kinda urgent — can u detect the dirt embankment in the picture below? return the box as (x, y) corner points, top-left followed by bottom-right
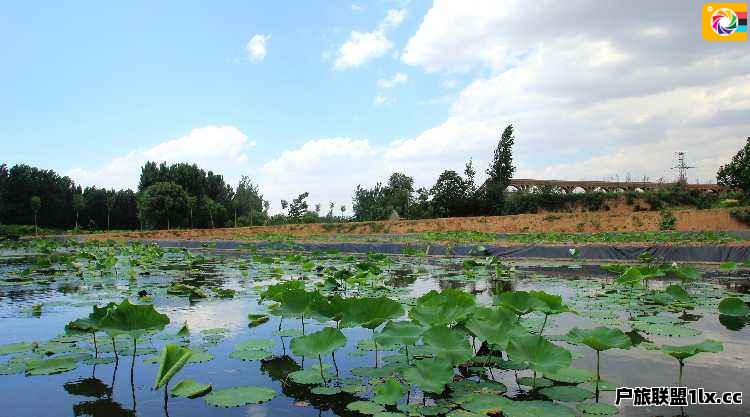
(83, 207), (748, 242)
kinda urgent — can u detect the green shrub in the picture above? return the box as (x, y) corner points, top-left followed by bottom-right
(659, 209), (677, 231)
(730, 207), (750, 226)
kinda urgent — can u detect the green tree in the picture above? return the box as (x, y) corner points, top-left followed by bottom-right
(430, 170), (471, 217)
(72, 191), (84, 230)
(484, 124), (516, 214)
(104, 189), (116, 231)
(233, 176), (265, 226)
(203, 196), (222, 228)
(717, 137), (750, 195)
(30, 196), (41, 234)
(0, 164), (7, 224)
(140, 182), (189, 230)
(288, 192), (309, 221)
(186, 195), (197, 228)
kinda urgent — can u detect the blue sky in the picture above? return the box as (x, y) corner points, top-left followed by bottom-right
(2, 1), (749, 212)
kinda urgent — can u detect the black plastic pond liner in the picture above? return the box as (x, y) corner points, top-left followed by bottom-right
(146, 239), (750, 263)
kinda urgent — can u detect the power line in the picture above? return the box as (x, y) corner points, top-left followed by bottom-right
(671, 152), (694, 184)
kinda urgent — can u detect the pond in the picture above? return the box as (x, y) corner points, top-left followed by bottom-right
(0, 240), (748, 417)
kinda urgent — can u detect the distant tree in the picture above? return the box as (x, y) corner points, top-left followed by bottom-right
(104, 189), (116, 231)
(186, 195), (197, 228)
(203, 197), (222, 228)
(327, 202), (334, 219)
(484, 124), (516, 214)
(140, 182), (189, 230)
(30, 196), (41, 234)
(340, 205), (346, 218)
(430, 170), (471, 218)
(71, 191), (84, 229)
(314, 203), (321, 216)
(0, 164), (7, 224)
(717, 137), (750, 195)
(288, 192), (309, 221)
(384, 173), (414, 217)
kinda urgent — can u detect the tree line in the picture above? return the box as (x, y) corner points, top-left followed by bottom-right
(2, 128), (748, 231)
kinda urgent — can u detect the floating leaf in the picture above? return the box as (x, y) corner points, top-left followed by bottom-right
(540, 386), (595, 402)
(229, 349), (272, 361)
(248, 314), (270, 327)
(576, 403), (618, 415)
(171, 379), (212, 398)
(0, 342), (33, 356)
(204, 386), (276, 407)
(310, 386), (342, 395)
(502, 401), (576, 417)
(235, 339), (274, 351)
(543, 367), (594, 383)
(25, 357), (78, 376)
(347, 401), (386, 415)
(718, 297), (749, 317)
(375, 321), (423, 347)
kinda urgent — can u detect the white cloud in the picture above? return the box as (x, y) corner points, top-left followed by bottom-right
(68, 126), (255, 190)
(373, 94), (390, 106)
(333, 9), (407, 70)
(259, 138), (378, 211)
(246, 34), (271, 62)
(377, 72), (408, 89)
(350, 4), (363, 12)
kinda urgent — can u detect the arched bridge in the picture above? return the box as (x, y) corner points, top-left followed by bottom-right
(506, 179), (724, 193)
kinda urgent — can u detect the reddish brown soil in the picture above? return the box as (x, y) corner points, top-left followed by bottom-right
(83, 207), (748, 242)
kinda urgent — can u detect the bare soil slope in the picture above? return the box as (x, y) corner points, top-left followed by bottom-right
(85, 207), (748, 242)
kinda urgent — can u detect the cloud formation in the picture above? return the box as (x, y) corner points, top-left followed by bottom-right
(246, 34), (271, 62)
(334, 8), (407, 70)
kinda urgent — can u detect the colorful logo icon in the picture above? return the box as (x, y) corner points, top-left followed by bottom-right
(702, 3), (747, 41)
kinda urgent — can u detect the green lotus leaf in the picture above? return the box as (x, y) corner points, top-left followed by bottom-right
(409, 289), (476, 327)
(247, 314), (270, 327)
(543, 366), (595, 383)
(25, 357), (78, 375)
(373, 378), (408, 405)
(289, 366), (335, 384)
(662, 339), (723, 361)
(576, 403), (618, 415)
(506, 334), (571, 374)
(615, 267), (642, 286)
(403, 357), (454, 394)
(374, 413), (407, 417)
(260, 280), (305, 302)
(529, 291), (572, 315)
(186, 349), (214, 363)
(718, 297), (749, 317)
(0, 342), (33, 356)
(290, 327), (346, 357)
(496, 291), (546, 316)
(517, 376), (553, 388)
(502, 401), (576, 417)
(421, 326), (473, 365)
(465, 307), (523, 348)
(671, 266), (701, 282)
(630, 321), (700, 337)
(171, 379), (212, 398)
(235, 339), (274, 351)
(664, 285), (691, 302)
(98, 299), (170, 337)
(374, 321), (424, 347)
(277, 288), (319, 317)
(65, 302), (116, 334)
(204, 386), (277, 407)
(566, 327), (632, 351)
(167, 283), (207, 299)
(154, 344), (193, 389)
(340, 296), (404, 329)
(461, 396), (512, 414)
(229, 349), (272, 361)
(176, 322), (190, 338)
(310, 386), (342, 395)
(347, 401), (386, 415)
(539, 386), (595, 402)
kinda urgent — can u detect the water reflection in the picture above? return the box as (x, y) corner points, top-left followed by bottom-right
(260, 356), (362, 417)
(65, 376), (135, 417)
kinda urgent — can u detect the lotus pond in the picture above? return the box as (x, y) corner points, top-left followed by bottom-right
(0, 240), (748, 417)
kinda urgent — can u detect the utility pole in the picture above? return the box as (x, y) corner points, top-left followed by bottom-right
(671, 152), (694, 185)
